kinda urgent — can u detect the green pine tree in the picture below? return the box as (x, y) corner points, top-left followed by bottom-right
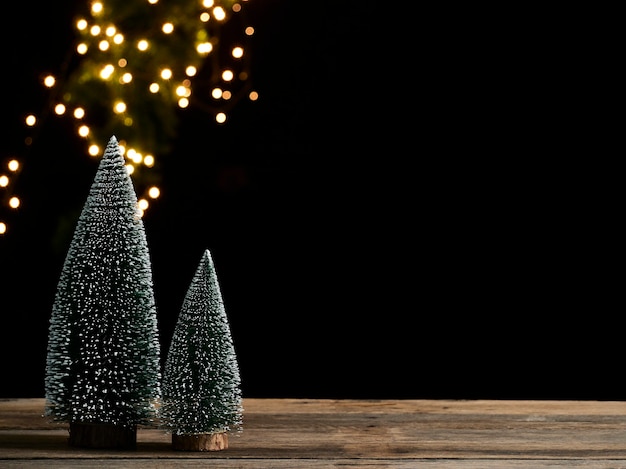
(44, 136), (161, 441)
(161, 249), (243, 442)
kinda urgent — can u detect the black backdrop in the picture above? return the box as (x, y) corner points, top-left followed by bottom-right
(0, 2), (617, 399)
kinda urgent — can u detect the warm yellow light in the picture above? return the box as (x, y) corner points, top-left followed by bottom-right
(6, 0), (255, 228)
(148, 0), (158, 4)
(127, 149), (142, 164)
(43, 75), (56, 87)
(100, 64), (115, 79)
(200, 12), (210, 22)
(25, 115), (36, 126)
(213, 6), (226, 21)
(9, 197), (20, 209)
(197, 42), (213, 54)
(137, 39), (149, 51)
(0, 222), (6, 234)
(8, 160), (20, 172)
(114, 101), (127, 113)
(176, 85), (191, 97)
(124, 116), (133, 126)
(91, 2), (103, 15)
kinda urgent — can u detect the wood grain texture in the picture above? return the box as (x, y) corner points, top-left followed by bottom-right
(68, 421), (137, 449)
(172, 432), (228, 451)
(2, 398), (626, 468)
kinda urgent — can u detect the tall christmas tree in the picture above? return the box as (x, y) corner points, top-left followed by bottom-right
(161, 249), (243, 451)
(44, 135), (161, 449)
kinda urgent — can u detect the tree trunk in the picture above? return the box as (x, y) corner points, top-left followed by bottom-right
(172, 432), (228, 451)
(69, 422), (137, 449)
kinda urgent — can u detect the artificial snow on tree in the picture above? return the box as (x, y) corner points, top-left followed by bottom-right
(161, 249), (243, 451)
(44, 135), (161, 449)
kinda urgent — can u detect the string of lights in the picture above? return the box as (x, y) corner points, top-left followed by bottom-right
(0, 0), (258, 236)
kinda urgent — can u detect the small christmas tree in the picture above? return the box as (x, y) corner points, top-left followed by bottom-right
(161, 249), (243, 451)
(44, 136), (161, 449)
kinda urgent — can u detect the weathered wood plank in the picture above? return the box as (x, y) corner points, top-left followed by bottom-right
(1, 460), (626, 469)
(1, 398), (626, 468)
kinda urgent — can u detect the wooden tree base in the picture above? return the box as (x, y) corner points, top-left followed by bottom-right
(172, 432), (228, 451)
(69, 422), (137, 449)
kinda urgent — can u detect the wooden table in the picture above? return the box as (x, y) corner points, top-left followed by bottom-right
(2, 398), (626, 467)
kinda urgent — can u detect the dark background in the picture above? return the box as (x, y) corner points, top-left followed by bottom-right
(0, 2), (617, 399)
